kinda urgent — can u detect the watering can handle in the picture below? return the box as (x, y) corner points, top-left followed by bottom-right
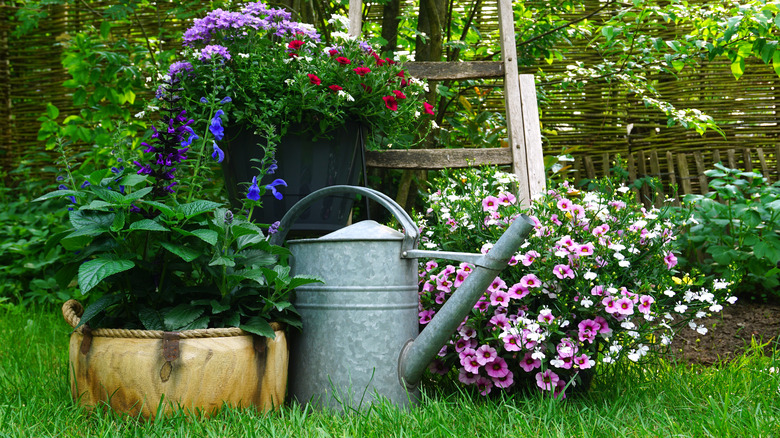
(268, 185), (419, 250)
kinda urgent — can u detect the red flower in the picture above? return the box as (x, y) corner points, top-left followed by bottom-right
(382, 95), (398, 111)
(361, 83), (373, 93)
(385, 58), (396, 65)
(288, 40), (305, 50)
(353, 67), (371, 76)
(288, 53), (299, 58)
(423, 102), (435, 115)
(401, 79), (408, 87)
(329, 84), (343, 92)
(308, 74), (321, 85)
(396, 70), (405, 78)
(393, 90), (407, 99)
(328, 48), (339, 56)
(336, 57), (352, 66)
(373, 53), (385, 66)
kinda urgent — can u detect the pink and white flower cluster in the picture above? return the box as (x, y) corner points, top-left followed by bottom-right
(417, 167), (736, 398)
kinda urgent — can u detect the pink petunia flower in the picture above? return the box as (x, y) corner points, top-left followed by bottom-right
(493, 371), (514, 389)
(486, 356), (510, 378)
(490, 290), (510, 308)
(419, 309), (435, 324)
(522, 250), (540, 266)
(507, 283), (529, 299)
(553, 264), (575, 280)
(615, 297), (634, 315)
(577, 319), (600, 343)
(638, 295), (654, 314)
(475, 344), (498, 366)
(664, 251), (678, 269)
(482, 195), (500, 212)
(476, 376), (493, 396)
(519, 352), (541, 372)
(458, 368), (479, 385)
(307, 74), (321, 85)
(502, 334), (522, 352)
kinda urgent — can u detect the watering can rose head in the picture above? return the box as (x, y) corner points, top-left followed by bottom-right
(38, 72), (319, 336)
(170, 1), (436, 152)
(417, 166), (740, 398)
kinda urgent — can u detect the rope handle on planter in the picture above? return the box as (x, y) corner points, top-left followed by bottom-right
(61, 300), (281, 339)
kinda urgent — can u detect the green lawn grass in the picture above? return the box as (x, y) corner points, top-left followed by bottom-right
(1, 306), (778, 437)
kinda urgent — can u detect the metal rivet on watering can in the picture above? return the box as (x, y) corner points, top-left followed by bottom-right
(270, 185), (534, 411)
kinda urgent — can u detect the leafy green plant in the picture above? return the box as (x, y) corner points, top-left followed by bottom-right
(675, 163), (780, 299)
(36, 76), (318, 336)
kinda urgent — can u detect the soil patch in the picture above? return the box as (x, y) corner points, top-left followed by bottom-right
(669, 299), (780, 366)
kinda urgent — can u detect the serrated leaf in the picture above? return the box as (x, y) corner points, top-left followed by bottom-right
(78, 258), (135, 294)
(92, 186), (126, 204)
(128, 219), (169, 232)
(164, 304), (205, 331)
(111, 209), (126, 231)
(119, 173), (149, 187)
(178, 200), (221, 219)
(139, 307), (164, 330)
(69, 209), (114, 229)
(228, 269), (266, 285)
(75, 294), (122, 329)
(33, 189), (79, 202)
(774, 51), (780, 78)
(209, 253), (236, 267)
(64, 225), (108, 239)
(239, 249), (277, 267)
(123, 186), (154, 203)
(237, 232), (263, 250)
(139, 199), (176, 217)
(80, 200), (114, 211)
(172, 227), (218, 245)
(210, 300), (231, 313)
(240, 316), (276, 339)
(182, 316), (210, 330)
(160, 241), (201, 262)
(287, 275), (323, 290)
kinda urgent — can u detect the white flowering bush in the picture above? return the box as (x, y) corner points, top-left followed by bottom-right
(418, 167), (738, 398)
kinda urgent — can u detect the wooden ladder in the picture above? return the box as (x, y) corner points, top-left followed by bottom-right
(348, 0), (546, 204)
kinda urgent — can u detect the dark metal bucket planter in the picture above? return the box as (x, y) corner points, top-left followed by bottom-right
(221, 121), (364, 234)
(62, 300), (288, 418)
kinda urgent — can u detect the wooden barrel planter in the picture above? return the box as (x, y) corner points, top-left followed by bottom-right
(62, 300), (288, 418)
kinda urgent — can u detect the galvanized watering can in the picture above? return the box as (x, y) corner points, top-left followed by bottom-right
(270, 185), (533, 411)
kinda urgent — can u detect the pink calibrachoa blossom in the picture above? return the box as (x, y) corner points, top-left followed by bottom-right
(577, 319), (600, 343)
(458, 369), (479, 385)
(461, 353), (481, 374)
(507, 283), (529, 299)
(553, 264), (575, 280)
(538, 308), (555, 323)
(489, 313), (509, 330)
(592, 223), (610, 237)
(573, 353), (595, 369)
(454, 337), (473, 352)
(591, 285), (604, 296)
(493, 371), (514, 389)
(638, 295), (655, 314)
(482, 195), (500, 212)
(664, 251), (678, 269)
(519, 352), (541, 372)
(520, 273), (542, 289)
(328, 84), (343, 92)
(502, 333), (522, 352)
(615, 297), (634, 315)
(498, 192), (517, 205)
(594, 315), (612, 335)
(459, 325), (476, 339)
(434, 292), (446, 304)
(428, 359), (448, 375)
(475, 344), (498, 365)
(575, 242), (595, 257)
(486, 356), (509, 378)
(454, 269), (469, 287)
(436, 276), (453, 293)
(602, 296), (618, 315)
(490, 290), (510, 308)
(425, 260), (438, 272)
(522, 250), (540, 266)
(476, 376), (493, 396)
(553, 379), (568, 399)
(536, 369), (560, 391)
(556, 198), (573, 211)
(419, 309), (435, 324)
(488, 276), (507, 292)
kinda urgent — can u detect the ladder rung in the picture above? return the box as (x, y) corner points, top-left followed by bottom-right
(405, 61), (504, 80)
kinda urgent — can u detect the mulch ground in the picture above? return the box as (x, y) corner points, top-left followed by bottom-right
(668, 298), (780, 366)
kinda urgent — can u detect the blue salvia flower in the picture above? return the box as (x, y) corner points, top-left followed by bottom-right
(266, 160), (278, 175)
(210, 109), (225, 140)
(220, 96), (232, 104)
(212, 142), (225, 163)
(247, 176), (261, 201)
(181, 126), (199, 147)
(265, 179), (287, 200)
(200, 97), (209, 104)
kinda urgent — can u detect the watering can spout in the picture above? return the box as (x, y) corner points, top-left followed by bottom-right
(398, 214), (535, 388)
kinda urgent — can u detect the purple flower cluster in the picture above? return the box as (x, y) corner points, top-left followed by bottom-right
(182, 1), (320, 47)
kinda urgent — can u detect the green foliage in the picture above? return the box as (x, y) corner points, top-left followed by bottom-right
(673, 163), (780, 300)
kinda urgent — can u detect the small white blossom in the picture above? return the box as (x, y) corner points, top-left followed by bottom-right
(619, 260), (631, 268)
(584, 271), (597, 280)
(674, 303), (688, 313)
(581, 298), (593, 308)
(727, 296), (738, 304)
(663, 288), (675, 297)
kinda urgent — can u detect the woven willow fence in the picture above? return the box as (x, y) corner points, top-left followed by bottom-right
(1, 0), (778, 191)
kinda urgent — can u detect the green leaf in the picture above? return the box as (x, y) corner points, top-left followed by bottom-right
(119, 174), (149, 187)
(239, 249), (277, 267)
(128, 219), (169, 232)
(240, 316), (276, 339)
(33, 189), (79, 202)
(111, 210), (126, 231)
(123, 186), (153, 203)
(92, 186), (126, 204)
(178, 200), (221, 219)
(164, 304), (205, 331)
(45, 103), (59, 119)
(69, 209), (114, 230)
(160, 241), (201, 262)
(730, 57), (745, 80)
(774, 51), (780, 78)
(287, 275), (322, 290)
(76, 294), (122, 329)
(172, 227), (218, 245)
(139, 307), (164, 330)
(78, 258), (135, 294)
(182, 316), (210, 330)
(139, 200), (176, 217)
(209, 253), (236, 267)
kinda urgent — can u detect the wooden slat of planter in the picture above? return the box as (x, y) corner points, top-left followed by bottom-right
(666, 151), (681, 206)
(584, 155), (596, 179)
(602, 153), (610, 177)
(743, 149), (753, 172)
(364, 148), (512, 169)
(637, 150), (650, 204)
(727, 149), (737, 169)
(713, 150), (721, 166)
(405, 61), (504, 80)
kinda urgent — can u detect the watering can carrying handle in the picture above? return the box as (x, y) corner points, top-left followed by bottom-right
(268, 185), (419, 250)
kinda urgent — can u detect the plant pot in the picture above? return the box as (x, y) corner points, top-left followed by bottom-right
(221, 121), (365, 234)
(62, 300), (288, 418)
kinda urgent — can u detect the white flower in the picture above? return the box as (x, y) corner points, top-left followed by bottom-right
(602, 355), (614, 364)
(423, 241), (437, 249)
(727, 296), (738, 304)
(696, 325), (708, 335)
(584, 271), (597, 280)
(134, 111), (146, 119)
(695, 311), (706, 318)
(663, 288), (675, 297)
(531, 350), (545, 361)
(713, 279), (730, 290)
(627, 330), (639, 338)
(431, 120), (439, 129)
(661, 334), (672, 345)
(332, 31), (354, 41)
(674, 303), (688, 313)
(609, 343), (623, 354)
(620, 321), (636, 330)
(580, 298), (593, 308)
(619, 260), (631, 268)
(617, 185), (630, 193)
(238, 53), (250, 58)
(608, 243), (626, 251)
(327, 14), (350, 29)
